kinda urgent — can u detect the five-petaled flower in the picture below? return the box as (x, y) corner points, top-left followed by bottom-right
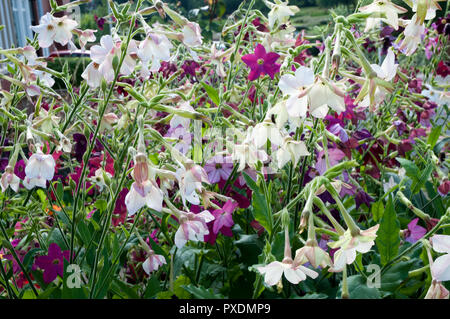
(34, 243), (70, 284)
(241, 44), (281, 81)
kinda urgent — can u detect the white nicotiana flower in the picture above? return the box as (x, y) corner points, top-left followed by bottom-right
(176, 163), (210, 206)
(82, 35), (137, 88)
(257, 259), (318, 286)
(278, 66), (314, 118)
(92, 168), (111, 192)
(358, 0), (408, 32)
(31, 12), (78, 48)
(276, 137), (310, 169)
(181, 22), (203, 47)
(279, 66), (345, 119)
(138, 32), (173, 76)
(328, 225), (379, 272)
(143, 252), (167, 275)
(410, 0), (442, 22)
(252, 119), (284, 149)
(23, 148), (56, 189)
(360, 48), (398, 109)
(265, 0), (300, 29)
(430, 235), (450, 282)
(399, 14), (425, 56)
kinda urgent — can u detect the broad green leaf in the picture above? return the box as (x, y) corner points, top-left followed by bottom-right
(243, 172), (272, 235)
(182, 284), (225, 299)
(411, 163), (433, 194)
(380, 259), (415, 292)
(201, 82), (220, 106)
(371, 200), (384, 222)
(343, 275), (381, 299)
(427, 125), (442, 149)
(376, 195), (400, 266)
(396, 158), (419, 182)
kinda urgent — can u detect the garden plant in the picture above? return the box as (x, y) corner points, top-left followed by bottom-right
(0, 0), (449, 299)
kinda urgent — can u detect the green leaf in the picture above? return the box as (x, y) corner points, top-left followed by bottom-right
(375, 195), (400, 266)
(144, 276), (161, 298)
(94, 199), (107, 212)
(243, 172), (272, 236)
(371, 200), (384, 222)
(182, 284), (225, 299)
(427, 125), (442, 149)
(396, 158), (419, 182)
(200, 82), (220, 106)
(344, 275), (380, 299)
(380, 259), (415, 292)
(411, 163), (433, 194)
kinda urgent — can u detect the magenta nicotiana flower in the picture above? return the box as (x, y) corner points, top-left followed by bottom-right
(404, 218), (427, 244)
(34, 243), (70, 284)
(211, 200), (238, 235)
(203, 155), (233, 184)
(241, 44), (280, 81)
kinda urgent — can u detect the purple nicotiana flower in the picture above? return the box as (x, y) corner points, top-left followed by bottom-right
(315, 147), (345, 175)
(34, 243), (70, 284)
(404, 218), (427, 244)
(165, 125), (192, 155)
(393, 120), (407, 136)
(204, 155), (233, 184)
(355, 190), (375, 209)
(73, 133), (88, 162)
(241, 44), (280, 81)
(328, 123), (349, 142)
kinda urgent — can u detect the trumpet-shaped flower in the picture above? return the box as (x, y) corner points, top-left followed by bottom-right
(294, 240), (332, 269)
(232, 141), (269, 172)
(181, 22), (203, 47)
(241, 44), (281, 81)
(138, 33), (173, 75)
(399, 14), (425, 56)
(142, 252), (166, 275)
(174, 210), (215, 248)
(358, 0), (408, 32)
(251, 120), (284, 149)
(257, 228), (318, 286)
(125, 180), (164, 215)
(82, 35), (137, 87)
(276, 137), (310, 169)
(430, 235), (450, 282)
(24, 149), (56, 189)
(265, 0), (300, 29)
(278, 66), (314, 118)
(31, 13), (77, 48)
(328, 225), (379, 272)
(176, 163), (210, 206)
(257, 258), (318, 286)
(1, 166), (20, 193)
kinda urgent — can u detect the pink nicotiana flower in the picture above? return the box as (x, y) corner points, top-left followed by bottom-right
(174, 210), (215, 248)
(241, 44), (280, 81)
(1, 165), (20, 193)
(23, 148), (56, 189)
(125, 153), (164, 216)
(142, 251), (166, 275)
